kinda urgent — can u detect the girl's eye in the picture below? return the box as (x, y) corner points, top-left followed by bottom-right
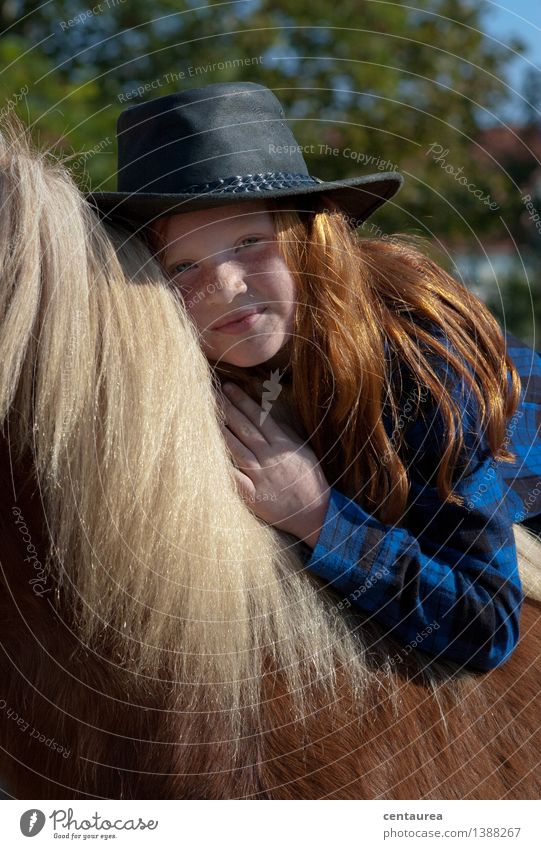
(236, 236), (260, 249)
(173, 261), (195, 275)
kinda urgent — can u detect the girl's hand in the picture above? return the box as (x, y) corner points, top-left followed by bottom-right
(218, 382), (331, 548)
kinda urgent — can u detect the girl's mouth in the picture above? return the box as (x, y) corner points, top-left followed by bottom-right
(212, 307), (267, 334)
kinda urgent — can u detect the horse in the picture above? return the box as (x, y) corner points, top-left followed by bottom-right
(0, 120), (540, 800)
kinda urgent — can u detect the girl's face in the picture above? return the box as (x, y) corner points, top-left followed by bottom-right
(156, 200), (297, 368)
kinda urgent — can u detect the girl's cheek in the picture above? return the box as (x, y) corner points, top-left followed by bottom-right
(184, 297), (211, 330)
(172, 286), (199, 321)
(252, 242), (281, 267)
(173, 278), (206, 312)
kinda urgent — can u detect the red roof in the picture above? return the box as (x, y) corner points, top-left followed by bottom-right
(472, 124), (541, 164)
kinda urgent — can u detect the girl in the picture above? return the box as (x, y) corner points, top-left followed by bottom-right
(89, 82), (541, 672)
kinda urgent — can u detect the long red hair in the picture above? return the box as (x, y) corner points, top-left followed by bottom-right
(147, 197), (521, 526)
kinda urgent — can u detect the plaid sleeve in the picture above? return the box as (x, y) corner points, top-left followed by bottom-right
(305, 337), (523, 672)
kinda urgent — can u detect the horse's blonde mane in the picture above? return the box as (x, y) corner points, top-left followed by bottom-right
(514, 524), (541, 601)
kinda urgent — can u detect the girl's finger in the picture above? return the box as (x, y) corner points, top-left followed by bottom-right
(221, 393), (269, 454)
(221, 423), (259, 471)
(221, 383), (283, 443)
(230, 467), (256, 504)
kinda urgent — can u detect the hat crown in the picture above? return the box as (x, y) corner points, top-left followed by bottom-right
(116, 82), (309, 193)
(87, 81), (404, 227)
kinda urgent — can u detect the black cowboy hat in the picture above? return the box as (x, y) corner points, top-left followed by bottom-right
(86, 81), (404, 226)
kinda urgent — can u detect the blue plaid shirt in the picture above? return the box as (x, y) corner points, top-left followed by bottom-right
(305, 329), (541, 671)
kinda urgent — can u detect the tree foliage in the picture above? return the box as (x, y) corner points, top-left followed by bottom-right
(1, 0), (539, 341)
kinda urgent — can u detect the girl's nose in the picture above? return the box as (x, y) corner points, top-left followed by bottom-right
(207, 260), (248, 303)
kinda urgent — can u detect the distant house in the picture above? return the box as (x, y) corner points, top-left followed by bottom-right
(448, 239), (537, 300)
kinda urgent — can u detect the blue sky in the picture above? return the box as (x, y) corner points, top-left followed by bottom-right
(481, 0), (541, 120)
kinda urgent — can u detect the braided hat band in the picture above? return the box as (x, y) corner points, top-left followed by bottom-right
(181, 172), (323, 195)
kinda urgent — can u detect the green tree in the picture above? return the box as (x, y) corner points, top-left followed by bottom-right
(0, 0), (525, 208)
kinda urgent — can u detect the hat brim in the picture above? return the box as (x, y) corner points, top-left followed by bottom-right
(85, 172), (403, 229)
